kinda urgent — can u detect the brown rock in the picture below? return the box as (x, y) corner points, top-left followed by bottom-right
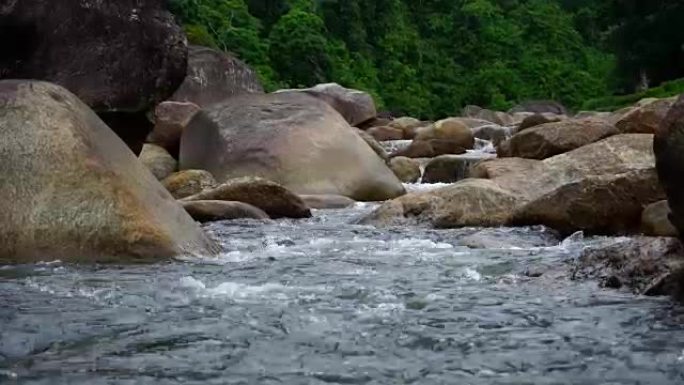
(162, 170), (217, 199)
(509, 100), (568, 115)
(391, 140), (467, 159)
(389, 157), (421, 183)
(182, 176), (311, 219)
(422, 154), (495, 184)
(518, 114), (562, 132)
(615, 97), (676, 134)
(499, 118), (618, 160)
(139, 144), (177, 180)
(181, 200), (269, 222)
(170, 45), (263, 107)
(415, 118), (476, 149)
(147, 101), (201, 158)
(0, 80), (218, 264)
(470, 158), (542, 180)
(367, 126), (405, 141)
(641, 200), (678, 237)
(180, 93), (405, 201)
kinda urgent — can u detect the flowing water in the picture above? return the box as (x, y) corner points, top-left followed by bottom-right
(2, 204), (684, 385)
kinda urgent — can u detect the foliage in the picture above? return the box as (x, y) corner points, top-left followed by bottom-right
(168, 0), (683, 118)
(582, 78), (684, 112)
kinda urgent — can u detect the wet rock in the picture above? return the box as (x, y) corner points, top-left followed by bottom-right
(367, 126), (405, 141)
(423, 155), (478, 184)
(147, 101), (201, 158)
(391, 139), (467, 159)
(615, 97), (676, 134)
(182, 176), (311, 219)
(471, 124), (509, 147)
(180, 92), (405, 201)
(170, 45), (263, 107)
(162, 170), (217, 199)
(414, 119), (475, 149)
(139, 144), (177, 181)
(654, 94), (684, 236)
(0, 80), (218, 263)
(0, 0), (187, 151)
(498, 118), (618, 159)
(275, 83), (376, 126)
(181, 200), (269, 222)
(389, 157), (421, 183)
(362, 179), (522, 227)
(571, 237), (684, 296)
(299, 195), (356, 209)
(641, 201), (678, 237)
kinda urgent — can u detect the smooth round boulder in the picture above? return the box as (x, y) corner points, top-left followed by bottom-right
(356, 128), (390, 164)
(162, 170), (218, 199)
(641, 201), (678, 237)
(147, 101), (201, 158)
(391, 140), (467, 159)
(139, 144), (177, 180)
(415, 119), (475, 149)
(182, 176), (312, 219)
(655, 94), (684, 236)
(499, 119), (618, 159)
(388, 117), (425, 139)
(181, 200), (269, 222)
(299, 195), (356, 209)
(170, 45), (263, 107)
(389, 157), (421, 183)
(180, 92), (405, 201)
(0, 80), (218, 263)
(275, 83), (376, 127)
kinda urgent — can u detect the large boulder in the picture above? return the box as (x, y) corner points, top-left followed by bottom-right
(615, 97), (676, 134)
(415, 118), (475, 149)
(390, 139), (467, 159)
(463, 107), (513, 126)
(356, 128), (390, 164)
(498, 118), (618, 159)
(147, 101), (201, 158)
(170, 45), (263, 107)
(389, 157), (421, 183)
(299, 195), (356, 209)
(0, 80), (218, 263)
(180, 92), (405, 201)
(365, 134), (663, 233)
(388, 117), (427, 139)
(641, 200), (678, 237)
(181, 200), (269, 223)
(182, 176), (311, 219)
(139, 144), (177, 181)
(0, 0), (188, 151)
(275, 83), (376, 127)
(162, 170), (218, 199)
(654, 94), (684, 236)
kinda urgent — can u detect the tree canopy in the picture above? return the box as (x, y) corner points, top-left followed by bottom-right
(168, 0), (684, 118)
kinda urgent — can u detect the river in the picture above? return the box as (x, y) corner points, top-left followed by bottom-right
(2, 203), (684, 384)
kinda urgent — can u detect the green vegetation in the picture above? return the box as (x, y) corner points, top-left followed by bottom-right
(582, 78), (684, 112)
(168, 0), (684, 118)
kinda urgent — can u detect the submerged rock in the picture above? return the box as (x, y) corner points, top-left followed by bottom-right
(162, 170), (217, 199)
(182, 176), (311, 219)
(0, 80), (218, 263)
(180, 92), (405, 201)
(139, 144), (177, 181)
(170, 45), (263, 107)
(571, 237), (684, 297)
(181, 200), (269, 222)
(276, 83), (376, 126)
(299, 195), (356, 209)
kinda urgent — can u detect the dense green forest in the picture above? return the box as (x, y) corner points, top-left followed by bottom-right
(168, 0), (684, 118)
